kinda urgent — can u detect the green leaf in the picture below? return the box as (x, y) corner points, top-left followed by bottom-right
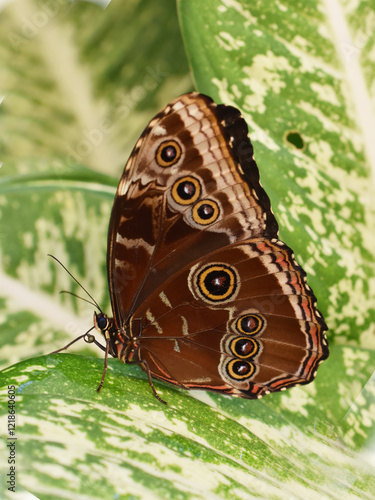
(1, 0), (192, 173)
(0, 0), (192, 363)
(1, 349), (375, 499)
(178, 0), (375, 347)
(1, 0), (375, 498)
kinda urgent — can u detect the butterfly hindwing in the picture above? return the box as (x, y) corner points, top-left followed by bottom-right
(126, 238), (328, 398)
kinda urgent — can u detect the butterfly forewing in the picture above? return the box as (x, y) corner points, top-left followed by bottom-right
(107, 94), (277, 322)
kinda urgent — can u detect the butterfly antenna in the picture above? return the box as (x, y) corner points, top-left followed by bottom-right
(48, 254), (103, 313)
(59, 290), (98, 308)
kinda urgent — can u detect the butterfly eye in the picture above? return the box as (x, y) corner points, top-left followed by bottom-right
(228, 337), (259, 359)
(171, 176), (201, 205)
(236, 314), (265, 335)
(95, 313), (109, 332)
(226, 359), (255, 380)
(197, 264), (237, 302)
(192, 199), (219, 225)
(156, 140), (182, 167)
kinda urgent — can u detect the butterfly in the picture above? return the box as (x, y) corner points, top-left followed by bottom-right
(58, 93), (329, 404)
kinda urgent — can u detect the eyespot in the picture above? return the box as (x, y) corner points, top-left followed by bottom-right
(226, 359), (255, 380)
(235, 314), (265, 335)
(192, 199), (219, 225)
(171, 176), (201, 205)
(197, 264), (237, 302)
(155, 140), (182, 167)
(228, 337), (259, 359)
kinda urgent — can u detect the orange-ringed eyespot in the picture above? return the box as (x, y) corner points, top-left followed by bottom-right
(171, 176), (200, 205)
(156, 140), (182, 167)
(236, 314), (264, 335)
(192, 199), (219, 225)
(229, 337), (259, 358)
(226, 359), (255, 380)
(197, 264), (236, 302)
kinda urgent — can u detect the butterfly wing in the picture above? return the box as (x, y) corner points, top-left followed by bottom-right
(129, 239), (328, 398)
(107, 93), (278, 327)
(106, 92), (328, 399)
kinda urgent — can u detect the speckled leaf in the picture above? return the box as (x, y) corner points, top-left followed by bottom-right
(176, 1), (375, 491)
(1, 0), (375, 498)
(0, 166), (115, 367)
(0, 0), (192, 363)
(178, 0), (375, 348)
(0, 350), (374, 499)
(0, 0), (192, 174)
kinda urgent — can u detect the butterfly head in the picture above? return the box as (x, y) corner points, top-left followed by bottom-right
(93, 312), (119, 355)
(94, 311), (112, 333)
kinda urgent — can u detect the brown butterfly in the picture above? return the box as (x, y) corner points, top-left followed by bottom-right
(56, 93), (329, 404)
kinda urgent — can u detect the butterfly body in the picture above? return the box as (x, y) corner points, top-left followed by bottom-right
(96, 93), (328, 400)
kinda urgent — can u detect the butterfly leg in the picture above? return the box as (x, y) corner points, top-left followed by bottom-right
(125, 350), (167, 405)
(141, 359), (167, 405)
(96, 337), (110, 392)
(122, 339), (167, 404)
